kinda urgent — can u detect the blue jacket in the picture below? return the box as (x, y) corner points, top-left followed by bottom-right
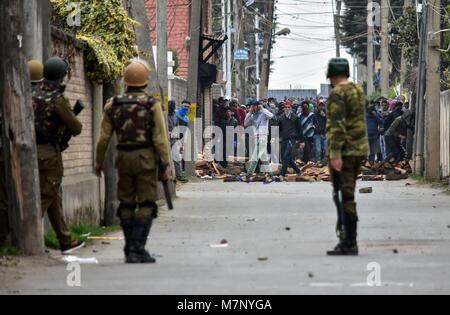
(366, 110), (383, 139)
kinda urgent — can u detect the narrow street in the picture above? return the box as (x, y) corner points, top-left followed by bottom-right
(2, 179), (450, 295)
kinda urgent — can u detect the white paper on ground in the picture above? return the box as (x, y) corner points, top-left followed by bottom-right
(63, 256), (99, 264)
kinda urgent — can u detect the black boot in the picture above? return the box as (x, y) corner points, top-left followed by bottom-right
(127, 218), (156, 264)
(327, 214), (359, 256)
(120, 218), (134, 260)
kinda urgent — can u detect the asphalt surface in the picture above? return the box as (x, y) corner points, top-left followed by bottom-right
(1, 179), (450, 295)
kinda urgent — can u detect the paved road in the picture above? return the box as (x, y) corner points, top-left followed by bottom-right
(1, 179), (450, 295)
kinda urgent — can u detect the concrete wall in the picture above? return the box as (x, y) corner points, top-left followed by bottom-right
(52, 32), (102, 226)
(441, 90), (450, 178)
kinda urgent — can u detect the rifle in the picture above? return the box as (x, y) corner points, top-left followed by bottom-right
(59, 100), (85, 151)
(159, 158), (174, 210)
(332, 170), (345, 239)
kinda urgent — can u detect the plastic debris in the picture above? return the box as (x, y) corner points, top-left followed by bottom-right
(63, 256), (99, 264)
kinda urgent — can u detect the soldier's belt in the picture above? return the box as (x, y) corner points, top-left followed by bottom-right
(116, 144), (151, 152)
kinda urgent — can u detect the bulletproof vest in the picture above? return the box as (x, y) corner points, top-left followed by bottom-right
(33, 88), (63, 145)
(109, 94), (155, 146)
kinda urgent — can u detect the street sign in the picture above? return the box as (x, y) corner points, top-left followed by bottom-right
(234, 49), (249, 61)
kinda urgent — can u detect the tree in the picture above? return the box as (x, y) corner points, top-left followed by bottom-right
(392, 2), (450, 90)
(0, 0), (45, 254)
(341, 0), (404, 88)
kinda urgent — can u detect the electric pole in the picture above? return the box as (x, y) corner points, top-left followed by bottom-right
(380, 0), (390, 97)
(333, 0), (342, 57)
(259, 1), (275, 100)
(222, 0), (227, 91)
(414, 0), (428, 175)
(234, 0), (245, 103)
(255, 12), (260, 100)
(0, 0), (44, 255)
(157, 0), (168, 105)
(226, 0), (232, 99)
(424, 0), (441, 181)
(367, 0), (374, 97)
(186, 0), (202, 176)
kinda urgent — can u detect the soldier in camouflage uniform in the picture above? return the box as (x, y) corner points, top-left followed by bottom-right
(34, 57), (85, 254)
(0, 60), (46, 246)
(325, 58), (369, 256)
(95, 60), (171, 264)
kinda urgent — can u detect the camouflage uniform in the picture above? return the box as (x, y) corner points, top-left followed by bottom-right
(33, 85), (83, 246)
(327, 82), (369, 254)
(96, 89), (170, 263)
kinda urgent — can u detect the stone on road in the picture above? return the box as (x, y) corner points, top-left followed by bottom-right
(1, 180), (450, 294)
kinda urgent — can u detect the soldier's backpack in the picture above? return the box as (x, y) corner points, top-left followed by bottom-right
(109, 94), (156, 146)
(33, 87), (64, 145)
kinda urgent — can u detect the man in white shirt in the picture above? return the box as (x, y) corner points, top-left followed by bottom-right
(241, 101), (275, 183)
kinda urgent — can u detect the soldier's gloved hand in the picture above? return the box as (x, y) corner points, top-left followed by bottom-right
(95, 163), (104, 177)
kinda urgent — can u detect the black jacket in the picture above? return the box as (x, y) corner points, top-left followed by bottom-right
(278, 113), (304, 142)
(314, 111), (327, 135)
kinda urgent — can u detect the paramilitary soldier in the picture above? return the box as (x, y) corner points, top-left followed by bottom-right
(325, 58), (369, 256)
(0, 60), (45, 247)
(95, 60), (171, 264)
(34, 56), (85, 254)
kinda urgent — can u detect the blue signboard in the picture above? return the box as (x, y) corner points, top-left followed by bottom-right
(234, 49), (249, 61)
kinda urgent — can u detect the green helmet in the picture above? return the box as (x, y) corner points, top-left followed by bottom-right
(326, 58), (350, 78)
(44, 57), (69, 82)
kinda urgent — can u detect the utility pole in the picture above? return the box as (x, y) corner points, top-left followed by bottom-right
(424, 0), (441, 181)
(333, 0), (342, 57)
(234, 0), (245, 103)
(186, 0), (202, 176)
(226, 0), (232, 98)
(380, 0), (390, 97)
(400, 0), (413, 94)
(157, 0), (168, 106)
(222, 0), (227, 90)
(0, 0), (44, 255)
(259, 1), (275, 100)
(23, 0), (51, 62)
(255, 12), (260, 100)
(414, 0), (428, 175)
(126, 0), (161, 96)
(367, 0), (374, 96)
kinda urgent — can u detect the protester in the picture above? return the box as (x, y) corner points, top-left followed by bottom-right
(298, 101), (316, 162)
(366, 101), (384, 163)
(278, 101), (305, 179)
(313, 102), (327, 163)
(240, 101), (275, 183)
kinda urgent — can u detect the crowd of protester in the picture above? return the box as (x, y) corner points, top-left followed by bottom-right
(168, 94), (414, 184)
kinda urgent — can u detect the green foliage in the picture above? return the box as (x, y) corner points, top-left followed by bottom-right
(51, 0), (138, 83)
(45, 224), (121, 249)
(0, 245), (20, 256)
(392, 7), (419, 66)
(392, 4), (450, 90)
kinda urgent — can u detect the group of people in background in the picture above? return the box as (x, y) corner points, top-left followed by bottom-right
(212, 96), (329, 183)
(167, 93), (414, 184)
(366, 97), (415, 165)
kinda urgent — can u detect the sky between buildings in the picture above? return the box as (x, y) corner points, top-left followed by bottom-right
(269, 0), (354, 91)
